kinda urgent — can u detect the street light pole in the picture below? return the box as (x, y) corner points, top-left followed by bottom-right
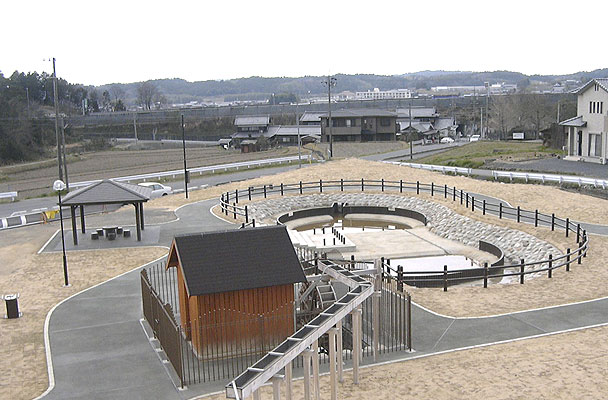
(181, 114), (189, 199)
(53, 180), (69, 287)
(52, 58), (63, 183)
(323, 75), (337, 159)
(296, 102), (301, 168)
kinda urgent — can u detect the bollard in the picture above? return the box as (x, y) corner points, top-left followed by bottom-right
(520, 259), (525, 284)
(483, 200), (486, 215)
(3, 294), (21, 318)
(551, 213), (555, 231)
(548, 254), (553, 278)
(483, 262), (488, 288)
(566, 248), (571, 271)
(443, 265), (448, 292)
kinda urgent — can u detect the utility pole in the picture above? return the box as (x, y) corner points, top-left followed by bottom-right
(484, 82), (490, 139)
(52, 58), (63, 183)
(296, 102), (301, 168)
(26, 87), (30, 117)
(480, 107), (483, 138)
(61, 117), (70, 190)
(323, 75), (337, 159)
(133, 113), (138, 141)
(181, 114), (189, 199)
(409, 100), (413, 159)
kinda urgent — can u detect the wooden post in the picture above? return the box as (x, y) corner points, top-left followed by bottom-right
(566, 248), (570, 271)
(466, 193), (469, 207)
(453, 186), (456, 201)
(312, 340), (320, 400)
(407, 292), (412, 351)
(245, 206), (249, 224)
(471, 196), (475, 212)
(400, 179), (403, 193)
(416, 181), (419, 195)
(431, 182), (434, 196)
(281, 183), (284, 196)
(535, 210), (538, 227)
(235, 188), (239, 203)
(303, 348), (313, 400)
(139, 203), (144, 231)
(381, 178), (384, 192)
(337, 320), (343, 383)
(565, 217), (569, 237)
(300, 181), (303, 194)
(444, 184), (447, 198)
(264, 185), (267, 198)
(577, 224), (581, 243)
(482, 200), (486, 215)
(285, 360), (293, 400)
(352, 307), (362, 384)
(443, 265), (448, 292)
(548, 254), (553, 278)
(248, 186), (252, 201)
(79, 204), (85, 233)
(328, 328), (338, 400)
(341, 178), (344, 191)
(361, 178), (364, 192)
(578, 244), (582, 265)
(397, 265), (403, 292)
(373, 259), (382, 362)
(272, 375), (282, 400)
(520, 259), (525, 284)
(499, 203), (502, 219)
(551, 213), (555, 231)
(460, 190), (463, 204)
(319, 179), (323, 193)
(134, 203), (141, 241)
(517, 206), (520, 223)
(483, 262), (488, 288)
(70, 205), (78, 245)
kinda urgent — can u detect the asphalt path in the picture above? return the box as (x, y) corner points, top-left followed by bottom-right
(39, 195), (608, 399)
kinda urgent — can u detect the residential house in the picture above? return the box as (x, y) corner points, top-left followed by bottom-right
(560, 79), (608, 164)
(231, 116), (274, 148)
(299, 112), (324, 125)
(396, 107), (457, 142)
(319, 109), (398, 142)
(273, 125), (321, 145)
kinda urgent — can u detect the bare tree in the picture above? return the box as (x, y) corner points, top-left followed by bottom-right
(136, 82), (158, 110)
(110, 85), (125, 103)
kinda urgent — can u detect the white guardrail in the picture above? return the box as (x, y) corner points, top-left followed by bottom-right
(0, 191), (18, 201)
(389, 161), (608, 189)
(70, 155), (311, 189)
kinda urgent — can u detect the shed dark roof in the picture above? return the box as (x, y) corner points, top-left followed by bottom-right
(173, 225), (306, 297)
(61, 180), (152, 206)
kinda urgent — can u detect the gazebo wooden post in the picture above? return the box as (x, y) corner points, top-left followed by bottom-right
(134, 203), (142, 241)
(70, 205), (78, 245)
(139, 202), (145, 231)
(80, 205), (85, 233)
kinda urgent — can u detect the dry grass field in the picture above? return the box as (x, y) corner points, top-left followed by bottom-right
(2, 157), (608, 400)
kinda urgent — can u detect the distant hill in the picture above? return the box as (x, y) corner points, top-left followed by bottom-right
(96, 68), (608, 105)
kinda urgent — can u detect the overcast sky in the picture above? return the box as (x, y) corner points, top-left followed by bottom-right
(2, 0), (606, 86)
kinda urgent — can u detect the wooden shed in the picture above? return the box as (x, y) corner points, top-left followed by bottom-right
(166, 225), (306, 358)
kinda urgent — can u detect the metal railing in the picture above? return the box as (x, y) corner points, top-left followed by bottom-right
(0, 191), (18, 201)
(218, 178), (589, 288)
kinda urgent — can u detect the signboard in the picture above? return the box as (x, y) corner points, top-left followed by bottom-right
(513, 132), (525, 140)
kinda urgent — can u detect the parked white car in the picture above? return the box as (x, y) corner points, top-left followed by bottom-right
(138, 182), (173, 198)
(469, 135), (481, 142)
(440, 137), (455, 143)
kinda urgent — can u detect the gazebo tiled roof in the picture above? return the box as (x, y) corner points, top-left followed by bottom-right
(61, 180), (152, 206)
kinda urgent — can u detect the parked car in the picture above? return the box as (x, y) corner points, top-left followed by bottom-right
(440, 137), (455, 144)
(469, 135), (481, 142)
(138, 182), (173, 198)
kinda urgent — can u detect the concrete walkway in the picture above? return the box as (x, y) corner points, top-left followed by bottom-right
(39, 180), (608, 399)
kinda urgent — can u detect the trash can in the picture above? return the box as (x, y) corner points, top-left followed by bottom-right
(4, 294), (21, 319)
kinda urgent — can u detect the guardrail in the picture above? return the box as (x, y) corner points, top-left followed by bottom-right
(218, 178), (589, 288)
(388, 160), (608, 189)
(0, 191), (18, 201)
(491, 170), (608, 188)
(70, 155), (312, 189)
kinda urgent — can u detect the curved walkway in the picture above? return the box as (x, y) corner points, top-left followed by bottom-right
(38, 192), (608, 399)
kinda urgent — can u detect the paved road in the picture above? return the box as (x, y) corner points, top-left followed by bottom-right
(489, 157), (608, 179)
(39, 186), (608, 399)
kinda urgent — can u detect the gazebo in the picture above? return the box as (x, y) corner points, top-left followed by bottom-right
(59, 180), (152, 245)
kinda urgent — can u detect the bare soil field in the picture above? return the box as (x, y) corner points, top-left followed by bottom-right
(309, 141), (408, 158)
(0, 145), (303, 198)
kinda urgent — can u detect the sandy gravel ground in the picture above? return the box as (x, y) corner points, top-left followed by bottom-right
(3, 158), (608, 399)
(0, 222), (167, 400)
(205, 325), (608, 400)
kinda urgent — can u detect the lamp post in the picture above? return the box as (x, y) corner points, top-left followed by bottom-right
(53, 180), (70, 287)
(181, 114), (189, 199)
(322, 75), (337, 159)
(296, 102), (301, 168)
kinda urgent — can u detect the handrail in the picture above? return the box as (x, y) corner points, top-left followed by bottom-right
(0, 191), (18, 201)
(217, 178), (589, 288)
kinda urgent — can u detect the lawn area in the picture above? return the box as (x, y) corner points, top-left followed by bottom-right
(416, 141), (564, 168)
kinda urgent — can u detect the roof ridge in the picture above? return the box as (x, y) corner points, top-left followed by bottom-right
(109, 180), (150, 200)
